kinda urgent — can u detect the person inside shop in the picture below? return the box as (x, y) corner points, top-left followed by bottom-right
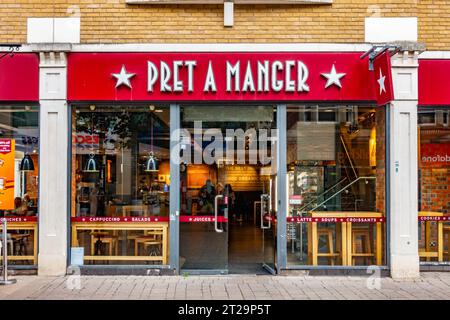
(222, 183), (235, 219)
(13, 197), (28, 216)
(89, 185), (98, 217)
(87, 184), (106, 217)
(220, 183), (235, 231)
(9, 196), (32, 253)
(22, 194), (36, 216)
(234, 191), (250, 223)
(23, 194), (32, 207)
(198, 179), (216, 214)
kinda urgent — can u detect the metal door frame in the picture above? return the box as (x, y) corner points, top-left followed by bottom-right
(169, 104), (181, 273)
(171, 104), (287, 275)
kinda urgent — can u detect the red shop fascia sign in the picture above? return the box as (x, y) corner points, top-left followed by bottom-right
(0, 53), (39, 102)
(67, 52), (393, 105)
(419, 59), (450, 106)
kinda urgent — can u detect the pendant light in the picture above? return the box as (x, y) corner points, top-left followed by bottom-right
(20, 127), (35, 172)
(20, 153), (35, 172)
(84, 153), (99, 173)
(145, 111), (159, 173)
(145, 153), (158, 172)
(83, 111), (99, 173)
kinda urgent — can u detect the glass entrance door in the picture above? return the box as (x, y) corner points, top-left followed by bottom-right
(262, 176), (277, 274)
(179, 105), (277, 274)
(179, 164), (229, 272)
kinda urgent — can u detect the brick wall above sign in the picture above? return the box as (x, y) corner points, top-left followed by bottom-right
(126, 0), (332, 4)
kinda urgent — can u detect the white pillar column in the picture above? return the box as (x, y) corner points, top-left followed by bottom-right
(389, 49), (420, 279)
(37, 49), (69, 276)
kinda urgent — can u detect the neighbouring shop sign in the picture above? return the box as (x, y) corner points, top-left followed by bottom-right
(0, 139), (15, 210)
(420, 143), (450, 167)
(0, 53), (39, 101)
(68, 52), (380, 102)
(419, 59), (450, 106)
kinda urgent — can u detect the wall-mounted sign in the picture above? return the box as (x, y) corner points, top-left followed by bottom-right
(373, 50), (394, 106)
(295, 122), (336, 160)
(218, 164), (270, 191)
(68, 52), (378, 102)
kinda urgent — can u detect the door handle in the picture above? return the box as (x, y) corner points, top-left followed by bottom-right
(260, 194), (271, 229)
(214, 195), (224, 233)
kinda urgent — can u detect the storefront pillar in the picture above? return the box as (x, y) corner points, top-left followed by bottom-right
(36, 48), (69, 276)
(389, 48), (421, 279)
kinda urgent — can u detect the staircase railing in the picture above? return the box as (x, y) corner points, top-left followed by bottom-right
(309, 176), (376, 213)
(339, 134), (358, 180)
(297, 176), (348, 213)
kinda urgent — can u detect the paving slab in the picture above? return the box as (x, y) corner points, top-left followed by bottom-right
(1, 273), (450, 300)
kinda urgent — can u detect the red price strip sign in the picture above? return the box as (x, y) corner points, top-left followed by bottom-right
(2, 216), (37, 223)
(418, 216), (450, 222)
(71, 216), (169, 223)
(287, 217), (386, 223)
(180, 215), (228, 223)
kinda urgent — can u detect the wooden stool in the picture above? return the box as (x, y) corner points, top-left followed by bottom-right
(90, 232), (118, 256)
(351, 227), (374, 265)
(135, 230), (163, 255)
(117, 232), (142, 253)
(135, 233), (163, 263)
(317, 228), (339, 265)
(141, 240), (162, 256)
(444, 226), (450, 261)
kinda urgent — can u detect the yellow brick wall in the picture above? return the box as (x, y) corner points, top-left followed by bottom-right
(418, 0), (450, 50)
(0, 0), (448, 50)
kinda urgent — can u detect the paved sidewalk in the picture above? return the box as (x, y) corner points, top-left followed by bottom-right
(0, 273), (449, 300)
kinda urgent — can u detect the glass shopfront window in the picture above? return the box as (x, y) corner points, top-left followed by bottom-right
(70, 105), (170, 265)
(418, 106), (450, 264)
(286, 105), (387, 267)
(0, 105), (39, 266)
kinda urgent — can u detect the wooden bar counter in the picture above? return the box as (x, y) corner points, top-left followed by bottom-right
(0, 220), (38, 265)
(307, 211), (384, 266)
(71, 221), (169, 264)
(419, 211), (450, 262)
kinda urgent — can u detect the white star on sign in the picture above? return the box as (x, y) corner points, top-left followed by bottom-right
(377, 69), (386, 95)
(112, 65), (135, 88)
(321, 64), (346, 89)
